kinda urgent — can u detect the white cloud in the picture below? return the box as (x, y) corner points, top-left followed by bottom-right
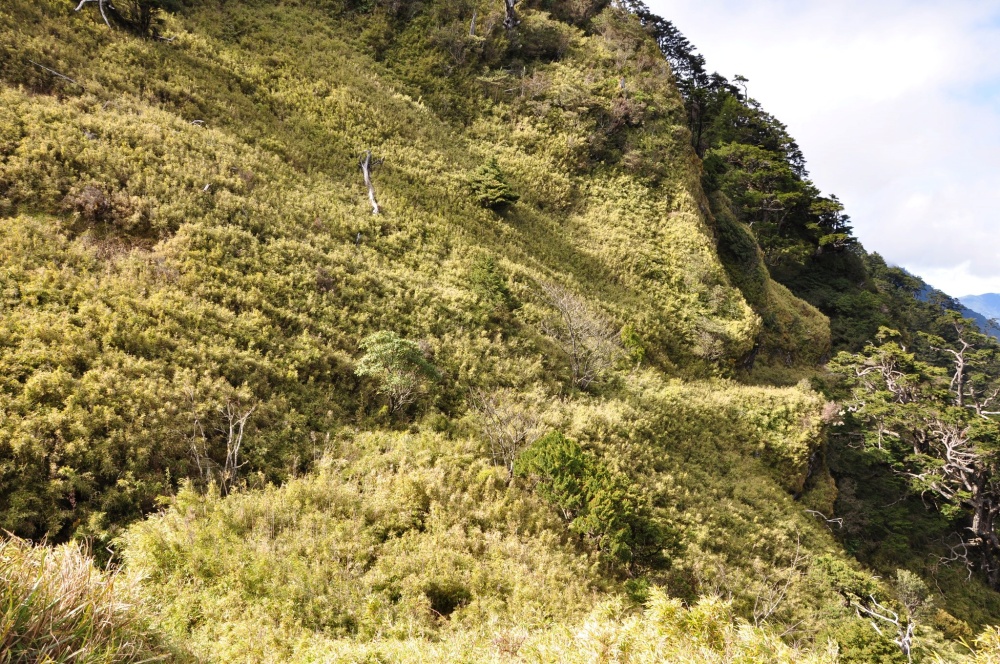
(645, 0), (1000, 296)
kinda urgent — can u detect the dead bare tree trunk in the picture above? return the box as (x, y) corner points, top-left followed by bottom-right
(359, 150), (384, 215)
(503, 0), (520, 30)
(469, 8), (477, 36)
(218, 400), (256, 495)
(540, 282), (623, 389)
(26, 60), (80, 86)
(77, 0), (158, 35)
(850, 593), (919, 663)
(751, 536), (806, 627)
(468, 387), (541, 480)
(184, 386), (213, 485)
(76, 0), (112, 27)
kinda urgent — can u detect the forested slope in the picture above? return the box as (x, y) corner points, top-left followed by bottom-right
(1, 1), (999, 662)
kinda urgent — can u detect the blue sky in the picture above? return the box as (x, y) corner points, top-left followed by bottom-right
(646, 0), (1000, 297)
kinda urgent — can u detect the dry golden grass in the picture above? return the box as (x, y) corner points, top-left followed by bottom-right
(0, 535), (171, 664)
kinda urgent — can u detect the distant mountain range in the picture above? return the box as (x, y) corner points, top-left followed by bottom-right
(961, 294), (1000, 324)
(957, 300), (997, 337)
(914, 286), (998, 337)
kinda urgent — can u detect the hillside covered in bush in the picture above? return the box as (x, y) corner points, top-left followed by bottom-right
(3, 0), (1000, 662)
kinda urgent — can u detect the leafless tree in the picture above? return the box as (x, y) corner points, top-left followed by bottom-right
(184, 386), (212, 485)
(540, 282), (623, 389)
(832, 569), (930, 663)
(184, 387), (256, 494)
(751, 537), (806, 628)
(468, 387), (541, 480)
(935, 533), (976, 581)
(76, 0), (162, 37)
(76, 0), (112, 28)
(805, 509), (844, 530)
(218, 400), (257, 495)
(503, 0), (520, 30)
(359, 150), (384, 215)
(853, 595), (915, 662)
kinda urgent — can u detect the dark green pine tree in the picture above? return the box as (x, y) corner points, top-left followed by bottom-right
(469, 158), (519, 212)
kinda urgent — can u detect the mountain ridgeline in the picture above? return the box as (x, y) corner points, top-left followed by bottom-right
(3, 0), (1000, 662)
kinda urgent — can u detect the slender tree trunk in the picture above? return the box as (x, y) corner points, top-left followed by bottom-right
(76, 0), (112, 28)
(956, 360), (966, 407)
(360, 150), (381, 215)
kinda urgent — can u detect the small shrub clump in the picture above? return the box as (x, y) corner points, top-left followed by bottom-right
(355, 331), (439, 413)
(517, 430), (670, 571)
(468, 158), (519, 212)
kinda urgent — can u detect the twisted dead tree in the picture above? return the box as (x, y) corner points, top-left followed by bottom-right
(218, 400), (256, 495)
(833, 322), (1000, 588)
(853, 595), (915, 662)
(76, 0), (112, 28)
(468, 387), (541, 480)
(75, 0), (163, 37)
(184, 386), (257, 495)
(825, 559), (931, 664)
(359, 150), (384, 215)
(750, 536), (806, 628)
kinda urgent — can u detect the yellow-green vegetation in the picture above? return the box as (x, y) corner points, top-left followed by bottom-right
(122, 433), (600, 661)
(0, 0), (773, 542)
(116, 380), (840, 656)
(3, 0), (1000, 661)
(521, 591), (838, 664)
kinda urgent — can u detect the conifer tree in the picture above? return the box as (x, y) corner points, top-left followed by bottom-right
(469, 158), (519, 212)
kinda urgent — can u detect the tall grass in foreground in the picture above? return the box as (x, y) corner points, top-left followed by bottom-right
(0, 536), (169, 664)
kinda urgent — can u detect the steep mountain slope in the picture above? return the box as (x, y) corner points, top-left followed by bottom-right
(0, 1), (996, 662)
(2, 0), (765, 539)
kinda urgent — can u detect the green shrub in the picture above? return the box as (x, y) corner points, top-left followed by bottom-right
(516, 430), (589, 520)
(468, 158), (519, 211)
(468, 254), (512, 311)
(355, 331), (439, 413)
(517, 431), (669, 570)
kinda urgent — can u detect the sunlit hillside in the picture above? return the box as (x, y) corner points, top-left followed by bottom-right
(2, 1), (1000, 662)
